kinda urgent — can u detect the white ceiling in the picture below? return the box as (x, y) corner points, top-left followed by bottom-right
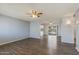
(0, 3), (79, 24)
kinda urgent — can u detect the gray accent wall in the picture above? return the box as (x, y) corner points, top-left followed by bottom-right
(0, 15), (30, 45)
(30, 21), (41, 38)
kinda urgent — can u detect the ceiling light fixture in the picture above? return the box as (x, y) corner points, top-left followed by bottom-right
(32, 10), (43, 18)
(27, 10), (43, 18)
(32, 13), (38, 18)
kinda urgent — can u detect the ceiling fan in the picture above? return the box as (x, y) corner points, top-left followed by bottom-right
(27, 10), (43, 18)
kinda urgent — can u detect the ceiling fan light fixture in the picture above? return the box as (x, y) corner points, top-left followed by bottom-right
(32, 14), (38, 18)
(27, 9), (43, 18)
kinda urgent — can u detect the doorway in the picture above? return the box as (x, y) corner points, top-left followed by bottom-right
(48, 23), (58, 54)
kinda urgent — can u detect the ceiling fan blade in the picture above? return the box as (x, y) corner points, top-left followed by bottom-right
(37, 13), (43, 16)
(39, 12), (43, 14)
(32, 10), (36, 15)
(38, 13), (43, 15)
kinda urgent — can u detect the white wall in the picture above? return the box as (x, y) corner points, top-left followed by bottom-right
(58, 19), (61, 36)
(60, 19), (74, 43)
(43, 24), (49, 36)
(30, 21), (41, 38)
(76, 24), (79, 49)
(0, 15), (30, 45)
(76, 18), (79, 50)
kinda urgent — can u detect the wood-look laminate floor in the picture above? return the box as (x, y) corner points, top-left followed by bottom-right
(0, 37), (79, 55)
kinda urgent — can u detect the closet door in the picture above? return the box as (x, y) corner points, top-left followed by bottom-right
(61, 19), (74, 43)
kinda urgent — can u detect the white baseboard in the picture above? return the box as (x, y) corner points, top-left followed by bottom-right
(28, 37), (41, 39)
(0, 37), (28, 46)
(62, 42), (74, 44)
